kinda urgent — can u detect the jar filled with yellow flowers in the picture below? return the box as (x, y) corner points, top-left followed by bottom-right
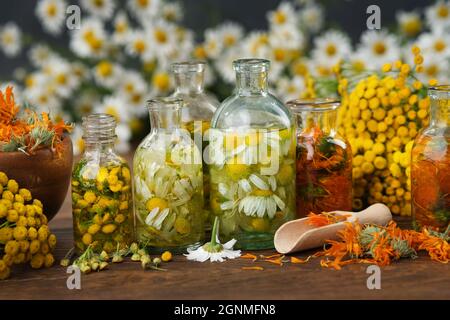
(133, 98), (204, 253)
(412, 85), (449, 232)
(71, 114), (133, 254)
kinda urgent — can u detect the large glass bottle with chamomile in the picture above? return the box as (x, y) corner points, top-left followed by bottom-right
(411, 85), (449, 232)
(170, 61), (219, 226)
(209, 59), (296, 250)
(287, 99), (352, 218)
(133, 98), (204, 253)
(71, 114), (133, 254)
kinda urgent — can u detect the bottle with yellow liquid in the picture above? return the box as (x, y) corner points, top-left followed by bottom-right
(209, 59), (296, 250)
(171, 61), (219, 227)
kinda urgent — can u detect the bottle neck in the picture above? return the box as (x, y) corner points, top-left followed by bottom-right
(82, 113), (117, 152)
(174, 71), (204, 94)
(235, 71), (268, 95)
(149, 107), (182, 132)
(429, 93), (449, 128)
(296, 109), (338, 138)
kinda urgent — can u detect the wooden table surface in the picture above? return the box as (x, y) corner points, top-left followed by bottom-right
(1, 192), (449, 300)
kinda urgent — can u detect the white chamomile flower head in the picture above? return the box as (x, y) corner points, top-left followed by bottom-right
(417, 52), (449, 84)
(425, 1), (450, 32)
(357, 30), (400, 70)
(242, 32), (270, 58)
(95, 95), (131, 124)
(275, 76), (306, 102)
(215, 46), (243, 83)
(36, 0), (67, 35)
(217, 22), (244, 49)
(151, 70), (172, 96)
(417, 30), (450, 59)
(128, 0), (160, 22)
(112, 11), (131, 45)
(269, 25), (304, 51)
(203, 28), (224, 59)
(161, 2), (183, 22)
(146, 21), (177, 60)
(94, 60), (123, 89)
(268, 2), (298, 29)
(396, 11), (422, 38)
(115, 123), (132, 154)
(300, 3), (324, 33)
(44, 56), (80, 98)
(71, 125), (85, 156)
(0, 23), (22, 57)
(70, 18), (108, 58)
(126, 30), (153, 61)
(185, 217), (241, 263)
(119, 71), (149, 116)
(312, 30), (351, 69)
(28, 44), (54, 68)
(81, 0), (115, 20)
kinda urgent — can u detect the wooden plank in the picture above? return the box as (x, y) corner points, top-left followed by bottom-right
(1, 193), (449, 300)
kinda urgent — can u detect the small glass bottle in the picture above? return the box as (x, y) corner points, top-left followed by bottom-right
(209, 59), (296, 250)
(72, 114), (133, 254)
(133, 97), (204, 253)
(171, 61), (219, 225)
(287, 99), (352, 218)
(412, 85), (449, 232)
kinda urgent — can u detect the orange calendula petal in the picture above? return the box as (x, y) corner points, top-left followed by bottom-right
(241, 266), (264, 271)
(290, 256), (310, 264)
(240, 253), (258, 261)
(260, 253), (282, 259)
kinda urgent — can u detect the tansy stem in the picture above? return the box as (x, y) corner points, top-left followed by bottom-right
(210, 216), (220, 247)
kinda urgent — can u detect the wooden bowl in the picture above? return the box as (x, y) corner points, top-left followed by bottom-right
(0, 136), (73, 221)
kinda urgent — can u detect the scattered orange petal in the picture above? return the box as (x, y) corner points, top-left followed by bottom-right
(241, 266), (264, 271)
(240, 253), (258, 262)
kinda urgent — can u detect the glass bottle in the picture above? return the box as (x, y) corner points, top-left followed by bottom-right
(72, 114), (133, 254)
(287, 99), (352, 218)
(171, 61), (219, 226)
(412, 85), (449, 232)
(209, 59), (296, 250)
(133, 97), (204, 253)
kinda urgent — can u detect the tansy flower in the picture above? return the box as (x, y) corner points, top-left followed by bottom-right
(0, 23), (22, 57)
(35, 0), (67, 35)
(81, 0), (116, 20)
(185, 217), (241, 262)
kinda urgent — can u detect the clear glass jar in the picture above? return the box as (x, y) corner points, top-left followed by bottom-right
(133, 97), (204, 253)
(412, 85), (449, 232)
(72, 114), (133, 254)
(171, 61), (219, 225)
(209, 59), (296, 250)
(287, 99), (352, 218)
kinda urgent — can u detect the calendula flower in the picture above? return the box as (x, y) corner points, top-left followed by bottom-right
(81, 0), (115, 20)
(185, 217), (241, 262)
(0, 23), (22, 57)
(35, 0), (67, 35)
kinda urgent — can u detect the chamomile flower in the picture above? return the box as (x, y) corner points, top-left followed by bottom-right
(94, 60), (123, 89)
(147, 21), (177, 60)
(81, 0), (115, 20)
(203, 29), (224, 59)
(95, 95), (130, 124)
(300, 3), (324, 33)
(275, 76), (306, 101)
(28, 44), (54, 68)
(215, 46), (243, 83)
(0, 23), (22, 57)
(151, 70), (172, 96)
(417, 30), (450, 58)
(185, 217), (241, 262)
(128, 0), (161, 22)
(417, 52), (449, 84)
(115, 123), (132, 154)
(217, 22), (244, 49)
(45, 56), (80, 98)
(71, 125), (85, 156)
(35, 0), (67, 35)
(242, 32), (270, 58)
(112, 11), (131, 45)
(126, 30), (153, 61)
(396, 11), (422, 38)
(268, 2), (298, 30)
(269, 25), (304, 51)
(118, 71), (148, 116)
(312, 30), (351, 69)
(357, 30), (400, 70)
(70, 18), (108, 58)
(425, 1), (450, 32)
(161, 2), (183, 22)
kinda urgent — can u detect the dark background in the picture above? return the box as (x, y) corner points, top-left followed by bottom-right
(0, 0), (432, 77)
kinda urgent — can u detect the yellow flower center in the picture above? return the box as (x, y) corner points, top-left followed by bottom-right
(77, 138), (85, 153)
(94, 0), (104, 7)
(125, 83), (134, 93)
(154, 29), (167, 43)
(131, 93), (142, 103)
(325, 43), (337, 56)
(115, 22), (127, 33)
(373, 42), (387, 55)
(152, 73), (170, 91)
(425, 64), (438, 76)
(133, 39), (146, 53)
(402, 19), (421, 36)
(273, 48), (286, 62)
(352, 60), (365, 72)
(164, 11), (176, 22)
(224, 35), (236, 47)
(83, 30), (103, 51)
(251, 189), (273, 197)
(146, 197), (168, 212)
(437, 5), (449, 18)
(46, 3), (57, 17)
(274, 11), (286, 24)
(96, 61), (113, 77)
(434, 40), (446, 52)
(56, 73), (67, 85)
(138, 0), (149, 8)
(194, 46), (207, 59)
(2, 34), (13, 44)
(25, 75), (35, 88)
(105, 106), (119, 121)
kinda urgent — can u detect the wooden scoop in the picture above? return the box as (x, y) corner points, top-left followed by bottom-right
(274, 203), (392, 254)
